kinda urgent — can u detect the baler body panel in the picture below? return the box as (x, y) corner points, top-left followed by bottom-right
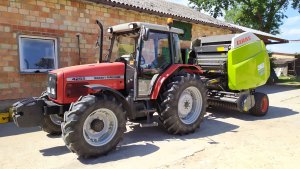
(193, 32), (270, 91)
(227, 41), (270, 90)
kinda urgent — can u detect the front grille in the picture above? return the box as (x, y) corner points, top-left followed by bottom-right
(47, 73), (57, 99)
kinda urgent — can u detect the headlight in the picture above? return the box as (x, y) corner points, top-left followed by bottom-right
(50, 88), (55, 95)
(47, 73), (57, 99)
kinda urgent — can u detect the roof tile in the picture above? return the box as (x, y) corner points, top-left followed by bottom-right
(88, 0), (236, 30)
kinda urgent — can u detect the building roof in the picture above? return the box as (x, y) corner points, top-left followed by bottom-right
(89, 0), (236, 30)
(272, 52), (296, 56)
(273, 58), (297, 65)
(229, 24), (289, 44)
(88, 0), (288, 44)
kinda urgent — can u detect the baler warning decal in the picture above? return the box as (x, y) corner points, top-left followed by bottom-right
(66, 75), (124, 81)
(217, 47), (225, 51)
(258, 63), (265, 76)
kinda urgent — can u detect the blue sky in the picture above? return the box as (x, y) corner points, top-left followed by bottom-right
(167, 0), (300, 54)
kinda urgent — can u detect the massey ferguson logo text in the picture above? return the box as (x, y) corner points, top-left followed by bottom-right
(67, 75), (124, 82)
(237, 36), (251, 45)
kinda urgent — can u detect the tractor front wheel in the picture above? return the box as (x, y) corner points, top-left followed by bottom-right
(249, 92), (269, 116)
(39, 91), (62, 135)
(41, 114), (63, 135)
(159, 73), (207, 134)
(61, 94), (126, 158)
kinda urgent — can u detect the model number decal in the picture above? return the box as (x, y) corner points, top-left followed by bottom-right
(66, 75), (124, 81)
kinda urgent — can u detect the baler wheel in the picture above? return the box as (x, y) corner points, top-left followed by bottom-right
(61, 94), (126, 158)
(249, 92), (269, 116)
(158, 73), (207, 134)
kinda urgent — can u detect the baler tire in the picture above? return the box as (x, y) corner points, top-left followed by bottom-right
(41, 115), (62, 135)
(61, 94), (126, 158)
(158, 73), (207, 135)
(249, 92), (269, 116)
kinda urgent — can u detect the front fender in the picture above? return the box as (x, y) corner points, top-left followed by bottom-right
(84, 84), (132, 117)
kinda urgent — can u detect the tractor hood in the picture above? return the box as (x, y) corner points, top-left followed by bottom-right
(51, 62), (125, 78)
(48, 62), (125, 104)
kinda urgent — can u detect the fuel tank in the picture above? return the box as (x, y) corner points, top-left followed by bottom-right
(49, 62), (125, 104)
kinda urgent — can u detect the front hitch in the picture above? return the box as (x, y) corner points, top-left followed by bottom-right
(12, 97), (65, 128)
(12, 97), (46, 128)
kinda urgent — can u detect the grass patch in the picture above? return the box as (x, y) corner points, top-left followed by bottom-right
(277, 76), (300, 87)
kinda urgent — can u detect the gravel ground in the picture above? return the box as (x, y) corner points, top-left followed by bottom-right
(0, 85), (299, 169)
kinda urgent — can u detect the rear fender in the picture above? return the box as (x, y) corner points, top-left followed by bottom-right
(150, 64), (203, 99)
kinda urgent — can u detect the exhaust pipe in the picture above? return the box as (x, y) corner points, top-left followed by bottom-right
(96, 20), (104, 63)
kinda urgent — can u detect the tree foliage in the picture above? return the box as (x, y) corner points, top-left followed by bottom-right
(189, 0), (300, 34)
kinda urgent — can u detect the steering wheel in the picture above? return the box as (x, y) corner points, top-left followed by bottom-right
(159, 62), (170, 70)
(115, 57), (127, 63)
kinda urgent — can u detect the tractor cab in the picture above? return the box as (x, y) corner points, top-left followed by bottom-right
(105, 22), (184, 99)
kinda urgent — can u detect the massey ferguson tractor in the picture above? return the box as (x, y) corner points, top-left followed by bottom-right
(12, 19), (270, 158)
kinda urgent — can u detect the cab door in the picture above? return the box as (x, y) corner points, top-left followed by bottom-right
(134, 31), (172, 100)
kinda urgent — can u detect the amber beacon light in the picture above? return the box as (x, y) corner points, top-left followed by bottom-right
(167, 18), (173, 27)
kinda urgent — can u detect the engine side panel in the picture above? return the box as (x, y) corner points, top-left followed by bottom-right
(228, 40), (270, 90)
(50, 62), (125, 104)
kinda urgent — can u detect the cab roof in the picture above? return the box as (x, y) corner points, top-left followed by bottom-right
(108, 22), (184, 34)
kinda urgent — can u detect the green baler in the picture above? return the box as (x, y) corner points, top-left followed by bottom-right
(191, 32), (270, 116)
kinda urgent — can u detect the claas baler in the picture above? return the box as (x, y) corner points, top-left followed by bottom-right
(190, 32), (270, 116)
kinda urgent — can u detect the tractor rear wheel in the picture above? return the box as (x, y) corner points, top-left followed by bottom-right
(249, 92), (269, 116)
(61, 94), (126, 158)
(158, 73), (207, 134)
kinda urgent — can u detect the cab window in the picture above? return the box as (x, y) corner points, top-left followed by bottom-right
(140, 32), (171, 70)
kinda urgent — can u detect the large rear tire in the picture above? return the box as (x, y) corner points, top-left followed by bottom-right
(249, 92), (269, 116)
(61, 94), (126, 158)
(158, 73), (207, 134)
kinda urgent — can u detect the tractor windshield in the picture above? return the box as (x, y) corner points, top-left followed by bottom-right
(107, 31), (140, 62)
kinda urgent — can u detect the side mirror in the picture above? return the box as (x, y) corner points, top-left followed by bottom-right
(142, 27), (150, 41)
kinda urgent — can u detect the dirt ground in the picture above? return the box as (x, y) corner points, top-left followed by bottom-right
(0, 85), (299, 169)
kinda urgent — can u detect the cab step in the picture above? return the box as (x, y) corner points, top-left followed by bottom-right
(140, 122), (158, 128)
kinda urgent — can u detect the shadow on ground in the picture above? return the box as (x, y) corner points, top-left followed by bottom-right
(13, 104), (297, 164)
(209, 106), (298, 121)
(257, 85), (299, 94)
(78, 143), (160, 164)
(78, 116), (239, 164)
(40, 146), (70, 156)
(0, 123), (39, 137)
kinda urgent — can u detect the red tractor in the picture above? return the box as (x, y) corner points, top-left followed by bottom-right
(13, 19), (207, 157)
(13, 19), (270, 158)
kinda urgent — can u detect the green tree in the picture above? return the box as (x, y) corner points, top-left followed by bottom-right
(189, 0), (300, 34)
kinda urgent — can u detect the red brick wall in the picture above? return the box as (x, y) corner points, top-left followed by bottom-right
(0, 0), (232, 101)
